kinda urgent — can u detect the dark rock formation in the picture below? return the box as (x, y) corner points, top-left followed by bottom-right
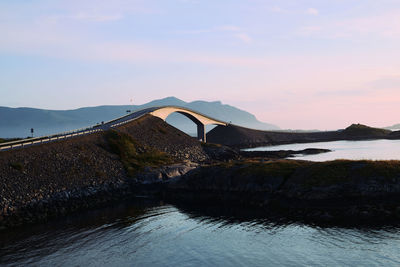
(136, 161), (198, 184)
(117, 115), (208, 162)
(207, 123), (400, 148)
(201, 143), (240, 161)
(0, 115), (213, 228)
(2, 114), (400, 229)
(164, 160), (400, 224)
(240, 148), (331, 159)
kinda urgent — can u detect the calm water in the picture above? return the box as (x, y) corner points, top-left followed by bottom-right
(1, 198), (400, 266)
(245, 139), (400, 161)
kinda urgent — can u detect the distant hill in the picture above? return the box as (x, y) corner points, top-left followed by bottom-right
(208, 123), (398, 148)
(385, 124), (400, 131)
(0, 97), (279, 138)
(343, 124), (391, 137)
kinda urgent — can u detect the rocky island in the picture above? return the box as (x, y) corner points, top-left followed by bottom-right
(208, 123), (400, 148)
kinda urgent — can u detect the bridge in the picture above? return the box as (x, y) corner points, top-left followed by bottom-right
(0, 106), (227, 151)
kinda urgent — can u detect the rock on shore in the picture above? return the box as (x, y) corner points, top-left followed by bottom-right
(0, 115), (218, 228)
(164, 160), (400, 224)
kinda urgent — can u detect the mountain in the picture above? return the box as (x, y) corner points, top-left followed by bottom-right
(0, 97), (279, 138)
(385, 124), (400, 131)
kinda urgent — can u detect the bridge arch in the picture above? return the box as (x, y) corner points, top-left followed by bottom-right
(149, 106), (227, 142)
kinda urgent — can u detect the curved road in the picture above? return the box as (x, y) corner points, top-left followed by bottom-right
(0, 106), (227, 151)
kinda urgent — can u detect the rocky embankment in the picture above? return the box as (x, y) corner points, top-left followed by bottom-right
(2, 115), (400, 228)
(0, 115), (235, 229)
(164, 160), (400, 225)
(207, 123), (400, 148)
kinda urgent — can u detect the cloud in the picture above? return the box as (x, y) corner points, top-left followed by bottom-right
(234, 33), (253, 43)
(306, 8), (319, 15)
(270, 6), (287, 13)
(268, 5), (318, 15)
(44, 13), (124, 23)
(175, 25), (252, 44)
(68, 13), (123, 22)
(216, 25), (241, 32)
(297, 9), (400, 39)
(297, 26), (322, 36)
(176, 25), (241, 34)
(369, 76), (400, 89)
(314, 76), (400, 98)
(0, 19), (263, 67)
(178, 0), (199, 3)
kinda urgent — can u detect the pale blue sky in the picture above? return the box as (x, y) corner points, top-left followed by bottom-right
(1, 0), (400, 129)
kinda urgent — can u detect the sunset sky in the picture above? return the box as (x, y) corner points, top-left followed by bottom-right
(1, 0), (400, 130)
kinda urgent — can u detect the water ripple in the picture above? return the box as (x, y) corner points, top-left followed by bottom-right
(1, 199), (400, 266)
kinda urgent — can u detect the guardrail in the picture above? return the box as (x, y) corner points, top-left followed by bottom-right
(0, 128), (102, 151)
(0, 111), (148, 152)
(0, 105), (228, 152)
(110, 113), (148, 128)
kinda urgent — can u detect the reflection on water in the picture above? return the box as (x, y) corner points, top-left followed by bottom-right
(245, 139), (400, 161)
(1, 198), (400, 266)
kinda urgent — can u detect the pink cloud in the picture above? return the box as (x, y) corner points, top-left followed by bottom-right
(306, 8), (319, 15)
(298, 9), (400, 39)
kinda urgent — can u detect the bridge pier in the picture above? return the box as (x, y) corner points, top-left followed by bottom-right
(197, 123), (206, 142)
(149, 106), (227, 143)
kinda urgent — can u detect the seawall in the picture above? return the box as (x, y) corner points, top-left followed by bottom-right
(164, 160), (400, 225)
(0, 115), (210, 228)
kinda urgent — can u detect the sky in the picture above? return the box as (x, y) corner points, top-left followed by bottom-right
(1, 0), (400, 130)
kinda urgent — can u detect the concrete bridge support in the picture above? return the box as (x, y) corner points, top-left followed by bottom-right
(0, 105), (228, 151)
(149, 106), (227, 143)
(197, 123), (206, 142)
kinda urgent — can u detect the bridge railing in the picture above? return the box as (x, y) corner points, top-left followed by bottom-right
(0, 105), (228, 152)
(0, 110), (151, 152)
(148, 105), (228, 125)
(109, 113), (150, 128)
(100, 107), (157, 127)
(0, 127), (102, 151)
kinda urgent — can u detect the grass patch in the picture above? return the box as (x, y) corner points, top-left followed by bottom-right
(298, 160), (400, 187)
(103, 130), (173, 176)
(201, 142), (222, 148)
(158, 127), (167, 134)
(0, 138), (21, 144)
(236, 160), (306, 177)
(10, 162), (24, 171)
(343, 124), (391, 136)
(215, 159), (400, 188)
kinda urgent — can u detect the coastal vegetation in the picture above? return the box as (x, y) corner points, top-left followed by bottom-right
(170, 159), (400, 189)
(0, 138), (20, 144)
(342, 123), (391, 137)
(103, 130), (173, 176)
(165, 159), (400, 224)
(1, 114), (400, 229)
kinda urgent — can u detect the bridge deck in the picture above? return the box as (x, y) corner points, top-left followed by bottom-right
(0, 106), (228, 151)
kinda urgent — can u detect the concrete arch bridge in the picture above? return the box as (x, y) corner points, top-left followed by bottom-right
(107, 106), (228, 142)
(0, 106), (227, 151)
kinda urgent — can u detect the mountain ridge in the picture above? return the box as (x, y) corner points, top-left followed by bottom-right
(0, 97), (279, 138)
(385, 123), (400, 131)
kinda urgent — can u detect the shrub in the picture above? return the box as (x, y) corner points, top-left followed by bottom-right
(10, 162), (24, 171)
(103, 130), (172, 176)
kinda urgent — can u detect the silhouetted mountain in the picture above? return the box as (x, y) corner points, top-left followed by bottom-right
(0, 97), (279, 138)
(385, 124), (400, 131)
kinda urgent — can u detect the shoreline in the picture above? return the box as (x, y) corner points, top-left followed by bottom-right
(3, 158), (400, 229)
(1, 116), (400, 229)
(207, 123), (400, 148)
